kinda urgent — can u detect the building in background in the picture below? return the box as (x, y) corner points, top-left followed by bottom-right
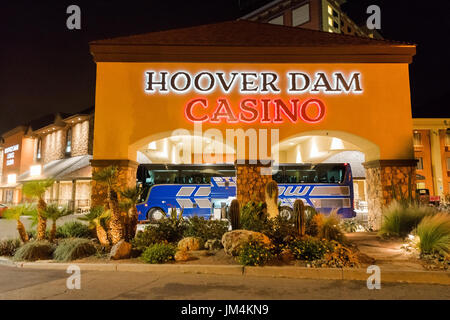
(241, 0), (381, 38)
(0, 126), (36, 204)
(413, 118), (450, 199)
(0, 107), (94, 212)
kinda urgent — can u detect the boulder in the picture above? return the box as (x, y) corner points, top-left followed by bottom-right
(177, 237), (203, 251)
(109, 240), (132, 260)
(204, 239), (222, 251)
(175, 250), (190, 262)
(221, 230), (271, 256)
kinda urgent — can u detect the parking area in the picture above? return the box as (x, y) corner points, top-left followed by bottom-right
(0, 214), (84, 239)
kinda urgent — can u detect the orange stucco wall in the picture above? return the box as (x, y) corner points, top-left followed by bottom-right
(1, 131), (35, 183)
(93, 62), (414, 162)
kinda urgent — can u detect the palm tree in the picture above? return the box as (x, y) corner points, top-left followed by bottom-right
(43, 204), (72, 242)
(22, 179), (54, 240)
(92, 166), (123, 244)
(3, 204), (36, 243)
(120, 187), (143, 241)
(78, 206), (111, 246)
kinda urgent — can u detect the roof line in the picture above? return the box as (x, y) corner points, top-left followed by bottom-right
(90, 20), (415, 47)
(239, 0), (285, 20)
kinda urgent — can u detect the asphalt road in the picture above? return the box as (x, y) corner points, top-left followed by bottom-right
(0, 265), (449, 300)
(0, 215), (83, 239)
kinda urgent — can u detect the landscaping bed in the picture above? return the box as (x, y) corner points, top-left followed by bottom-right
(1, 169), (449, 275)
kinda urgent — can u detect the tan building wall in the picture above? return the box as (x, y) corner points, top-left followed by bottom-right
(412, 119), (450, 198)
(71, 120), (90, 156)
(439, 129), (450, 194)
(413, 129), (434, 193)
(42, 129), (66, 164)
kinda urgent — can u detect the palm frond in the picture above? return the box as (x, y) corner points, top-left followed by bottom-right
(22, 179), (54, 199)
(120, 187), (142, 204)
(92, 166), (118, 187)
(4, 204), (37, 220)
(42, 204), (73, 221)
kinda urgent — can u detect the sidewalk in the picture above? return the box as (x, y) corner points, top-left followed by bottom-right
(1, 258), (449, 285)
(346, 232), (425, 271)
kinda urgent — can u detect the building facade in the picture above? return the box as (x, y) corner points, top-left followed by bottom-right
(0, 108), (94, 212)
(413, 119), (450, 199)
(0, 126), (36, 204)
(89, 19), (416, 230)
(241, 0), (381, 38)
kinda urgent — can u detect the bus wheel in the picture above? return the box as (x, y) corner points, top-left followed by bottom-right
(148, 208), (165, 222)
(279, 206), (293, 220)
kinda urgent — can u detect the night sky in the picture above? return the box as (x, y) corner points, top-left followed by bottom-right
(1, 0), (449, 135)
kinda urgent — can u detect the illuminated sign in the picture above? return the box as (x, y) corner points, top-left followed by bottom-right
(4, 144), (19, 154)
(144, 71), (363, 124)
(4, 144), (19, 166)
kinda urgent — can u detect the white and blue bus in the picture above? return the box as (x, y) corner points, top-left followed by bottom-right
(135, 163), (355, 221)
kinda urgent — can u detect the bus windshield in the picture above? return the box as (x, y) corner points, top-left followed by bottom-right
(138, 164), (235, 186)
(273, 164), (346, 184)
(138, 163), (347, 186)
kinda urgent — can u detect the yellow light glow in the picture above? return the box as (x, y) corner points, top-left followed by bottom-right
(30, 165), (42, 177)
(309, 137), (320, 158)
(330, 137), (345, 150)
(148, 141), (157, 150)
(296, 146), (302, 163)
(7, 174), (16, 184)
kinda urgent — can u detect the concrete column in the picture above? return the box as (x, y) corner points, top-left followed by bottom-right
(90, 159), (139, 208)
(235, 160), (272, 205)
(55, 181), (60, 206)
(71, 180), (77, 212)
(363, 159), (417, 231)
(430, 129), (444, 196)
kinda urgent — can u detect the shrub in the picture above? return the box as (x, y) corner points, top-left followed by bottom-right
(0, 239), (22, 256)
(154, 216), (187, 243)
(416, 213), (450, 256)
(318, 211), (346, 242)
(237, 239), (274, 266)
(288, 237), (333, 261)
(241, 201), (268, 232)
(183, 216), (229, 242)
(315, 242), (360, 268)
(380, 201), (436, 238)
(133, 215), (187, 251)
(341, 217), (361, 233)
(140, 243), (176, 264)
(13, 240), (55, 261)
(56, 221), (92, 239)
(262, 216), (296, 245)
(53, 238), (97, 262)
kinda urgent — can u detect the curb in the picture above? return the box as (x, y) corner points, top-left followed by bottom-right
(342, 268), (450, 285)
(116, 263), (244, 275)
(244, 266), (342, 280)
(0, 257), (16, 267)
(3, 259), (449, 285)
